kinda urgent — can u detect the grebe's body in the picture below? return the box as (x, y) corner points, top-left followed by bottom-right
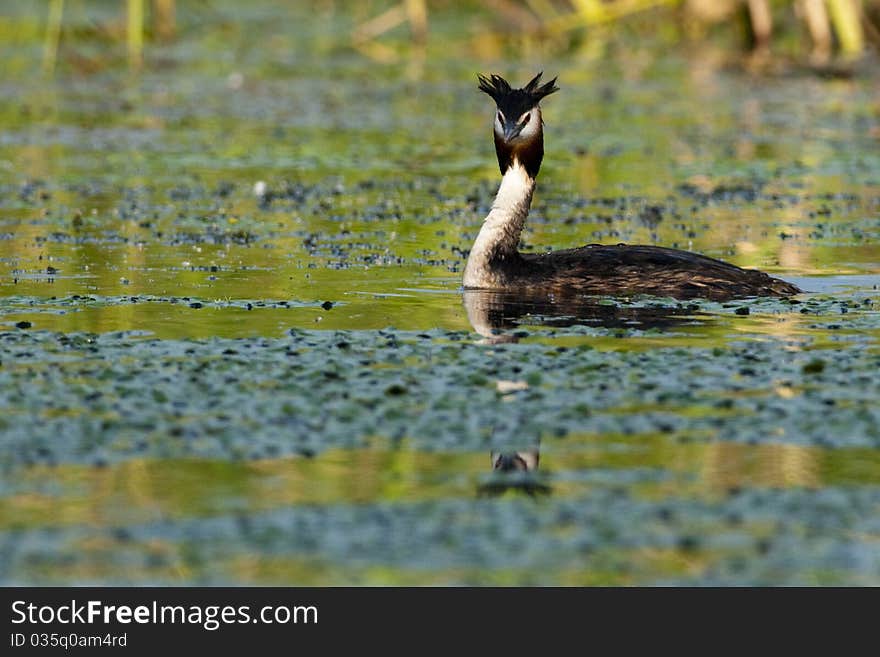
(464, 73), (800, 301)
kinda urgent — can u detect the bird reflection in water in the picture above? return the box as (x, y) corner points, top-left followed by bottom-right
(467, 289), (710, 495)
(478, 449), (550, 497)
(463, 288), (708, 343)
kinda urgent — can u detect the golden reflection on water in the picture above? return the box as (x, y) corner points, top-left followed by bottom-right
(2, 438), (878, 532)
(701, 442), (820, 490)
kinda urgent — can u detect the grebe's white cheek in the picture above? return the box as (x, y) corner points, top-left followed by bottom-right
(518, 451), (539, 471)
(494, 114), (504, 137)
(518, 109), (540, 140)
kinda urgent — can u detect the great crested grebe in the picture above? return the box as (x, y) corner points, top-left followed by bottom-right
(463, 73), (801, 301)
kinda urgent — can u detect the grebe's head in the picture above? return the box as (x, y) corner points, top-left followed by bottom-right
(477, 72), (559, 178)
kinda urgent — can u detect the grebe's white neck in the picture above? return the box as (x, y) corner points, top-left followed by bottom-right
(463, 160), (535, 288)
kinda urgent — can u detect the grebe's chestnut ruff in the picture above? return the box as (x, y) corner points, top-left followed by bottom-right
(463, 73), (800, 301)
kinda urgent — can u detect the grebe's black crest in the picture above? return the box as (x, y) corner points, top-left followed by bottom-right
(478, 72), (558, 179)
(477, 72), (559, 116)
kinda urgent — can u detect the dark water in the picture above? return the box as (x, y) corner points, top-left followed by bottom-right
(0, 3), (879, 584)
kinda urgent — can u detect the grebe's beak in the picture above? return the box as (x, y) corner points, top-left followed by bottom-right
(502, 121), (524, 142)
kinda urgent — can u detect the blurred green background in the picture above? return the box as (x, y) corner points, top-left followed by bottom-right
(4, 1), (880, 77)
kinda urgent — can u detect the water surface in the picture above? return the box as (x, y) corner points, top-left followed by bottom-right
(1, 2), (879, 584)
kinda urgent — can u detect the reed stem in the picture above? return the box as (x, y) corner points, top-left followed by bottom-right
(42, 0), (64, 75)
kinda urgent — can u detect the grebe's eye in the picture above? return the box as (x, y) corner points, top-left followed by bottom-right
(520, 112), (531, 126)
(496, 111), (504, 123)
